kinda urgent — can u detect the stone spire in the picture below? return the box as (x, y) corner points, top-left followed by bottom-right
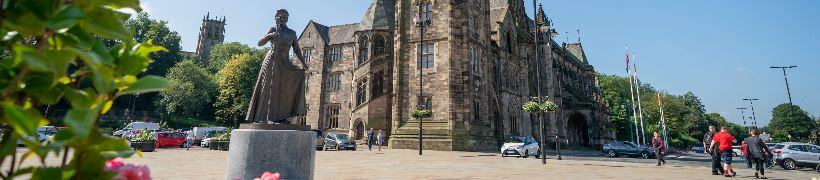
(535, 3), (549, 27)
(358, 0), (396, 31)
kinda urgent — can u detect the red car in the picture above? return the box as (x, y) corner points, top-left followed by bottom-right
(156, 132), (186, 148)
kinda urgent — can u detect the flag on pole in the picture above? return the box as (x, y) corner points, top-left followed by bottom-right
(625, 46), (630, 72)
(657, 92), (662, 106)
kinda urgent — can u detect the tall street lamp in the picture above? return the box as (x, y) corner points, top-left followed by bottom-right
(736, 107), (747, 129)
(742, 98), (759, 128)
(412, 2), (432, 156)
(769, 66), (797, 105)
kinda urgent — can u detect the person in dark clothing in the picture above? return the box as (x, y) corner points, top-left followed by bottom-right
(652, 132), (666, 166)
(367, 128), (375, 151)
(703, 126), (722, 175)
(745, 130), (772, 179)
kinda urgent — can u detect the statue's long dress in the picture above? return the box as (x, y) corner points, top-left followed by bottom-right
(245, 27), (306, 123)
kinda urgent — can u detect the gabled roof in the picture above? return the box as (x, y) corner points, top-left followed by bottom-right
(566, 43), (589, 64)
(300, 20), (330, 44)
(358, 0), (395, 31)
(328, 23), (360, 45)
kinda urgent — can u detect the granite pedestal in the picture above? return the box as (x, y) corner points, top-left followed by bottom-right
(225, 125), (315, 180)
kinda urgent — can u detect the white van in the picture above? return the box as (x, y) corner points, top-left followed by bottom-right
(190, 127), (227, 145)
(113, 122), (160, 137)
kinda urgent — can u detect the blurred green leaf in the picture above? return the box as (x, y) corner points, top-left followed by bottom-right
(5, 13), (44, 36)
(89, 66), (114, 93)
(64, 88), (95, 108)
(31, 167), (62, 180)
(63, 108), (97, 139)
(118, 75), (169, 96)
(1, 102), (45, 136)
(78, 8), (128, 40)
(46, 5), (86, 30)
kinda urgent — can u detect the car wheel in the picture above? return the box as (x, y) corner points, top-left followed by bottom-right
(336, 144), (341, 151)
(535, 150), (541, 159)
(640, 151), (650, 159)
(782, 159), (797, 170)
(608, 150), (617, 157)
(523, 150), (529, 158)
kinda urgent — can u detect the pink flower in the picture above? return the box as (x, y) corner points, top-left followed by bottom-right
(106, 158), (125, 171)
(113, 164), (152, 180)
(253, 172), (280, 180)
(106, 158), (152, 180)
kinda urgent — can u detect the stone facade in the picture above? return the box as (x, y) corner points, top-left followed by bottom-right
(297, 0), (614, 151)
(195, 12), (226, 64)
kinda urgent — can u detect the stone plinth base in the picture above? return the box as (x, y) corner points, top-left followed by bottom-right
(225, 129), (315, 180)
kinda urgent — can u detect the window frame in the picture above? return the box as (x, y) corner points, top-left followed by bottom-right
(418, 43), (435, 69)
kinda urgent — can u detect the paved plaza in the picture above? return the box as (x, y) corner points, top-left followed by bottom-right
(5, 147), (819, 179)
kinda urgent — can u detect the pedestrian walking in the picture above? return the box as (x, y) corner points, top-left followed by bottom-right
(710, 126), (737, 177)
(741, 140), (751, 168)
(704, 126), (722, 175)
(745, 130), (772, 179)
(367, 128), (375, 151)
(652, 132), (666, 166)
(377, 130), (384, 151)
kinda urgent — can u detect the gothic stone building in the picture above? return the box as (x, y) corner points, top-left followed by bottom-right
(296, 0), (614, 151)
(195, 12), (226, 64)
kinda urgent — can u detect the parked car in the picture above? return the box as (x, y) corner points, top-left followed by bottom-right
(500, 136), (540, 158)
(602, 141), (655, 159)
(324, 133), (356, 151)
(201, 130), (227, 148)
(156, 132), (187, 148)
(311, 129), (325, 151)
(189, 127), (226, 146)
(692, 146), (705, 154)
(772, 142), (820, 170)
(17, 131), (50, 146)
(114, 122), (160, 137)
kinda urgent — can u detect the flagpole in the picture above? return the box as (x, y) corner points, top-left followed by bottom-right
(633, 51), (647, 146)
(658, 92), (668, 149)
(626, 46), (639, 145)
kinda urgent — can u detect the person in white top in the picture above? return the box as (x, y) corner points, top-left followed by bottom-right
(377, 130), (384, 151)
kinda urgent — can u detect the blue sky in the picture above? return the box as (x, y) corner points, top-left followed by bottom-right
(139, 0), (819, 126)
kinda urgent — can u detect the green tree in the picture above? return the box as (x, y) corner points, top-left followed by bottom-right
(114, 12), (183, 112)
(160, 60), (218, 117)
(596, 74), (634, 141)
(769, 103), (815, 142)
(214, 51), (265, 127)
(206, 42), (252, 73)
(0, 0), (168, 178)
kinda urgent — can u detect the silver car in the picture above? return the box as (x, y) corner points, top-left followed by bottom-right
(772, 142), (820, 170)
(324, 133), (357, 151)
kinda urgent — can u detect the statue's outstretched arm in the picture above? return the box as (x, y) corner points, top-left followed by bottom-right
(258, 27), (275, 47)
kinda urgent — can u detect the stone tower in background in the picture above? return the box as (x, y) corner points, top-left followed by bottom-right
(195, 12), (226, 65)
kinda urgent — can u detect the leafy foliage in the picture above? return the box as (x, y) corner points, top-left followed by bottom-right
(159, 60), (218, 116)
(597, 74), (745, 148)
(769, 103), (815, 142)
(214, 50), (265, 126)
(206, 42), (252, 73)
(410, 109), (432, 118)
(0, 0), (168, 178)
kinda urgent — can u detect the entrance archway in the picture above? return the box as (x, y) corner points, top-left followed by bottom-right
(354, 119), (365, 140)
(567, 113), (590, 147)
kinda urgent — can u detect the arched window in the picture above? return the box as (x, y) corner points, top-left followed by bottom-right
(506, 32), (513, 54)
(373, 35), (386, 55)
(371, 71), (384, 98)
(358, 36), (369, 65)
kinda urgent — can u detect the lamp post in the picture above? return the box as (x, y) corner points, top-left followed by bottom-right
(769, 66), (797, 105)
(524, 96), (558, 163)
(742, 98), (759, 128)
(736, 107), (747, 129)
(413, 2), (431, 156)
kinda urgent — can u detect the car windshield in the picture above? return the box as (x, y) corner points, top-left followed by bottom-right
(624, 142), (638, 147)
(773, 144), (785, 149)
(336, 134), (350, 140)
(38, 131), (56, 136)
(504, 136), (525, 143)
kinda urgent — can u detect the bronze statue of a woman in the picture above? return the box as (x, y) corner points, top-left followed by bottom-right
(245, 9), (307, 124)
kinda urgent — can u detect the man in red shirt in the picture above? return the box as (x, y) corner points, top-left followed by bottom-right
(710, 127), (737, 177)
